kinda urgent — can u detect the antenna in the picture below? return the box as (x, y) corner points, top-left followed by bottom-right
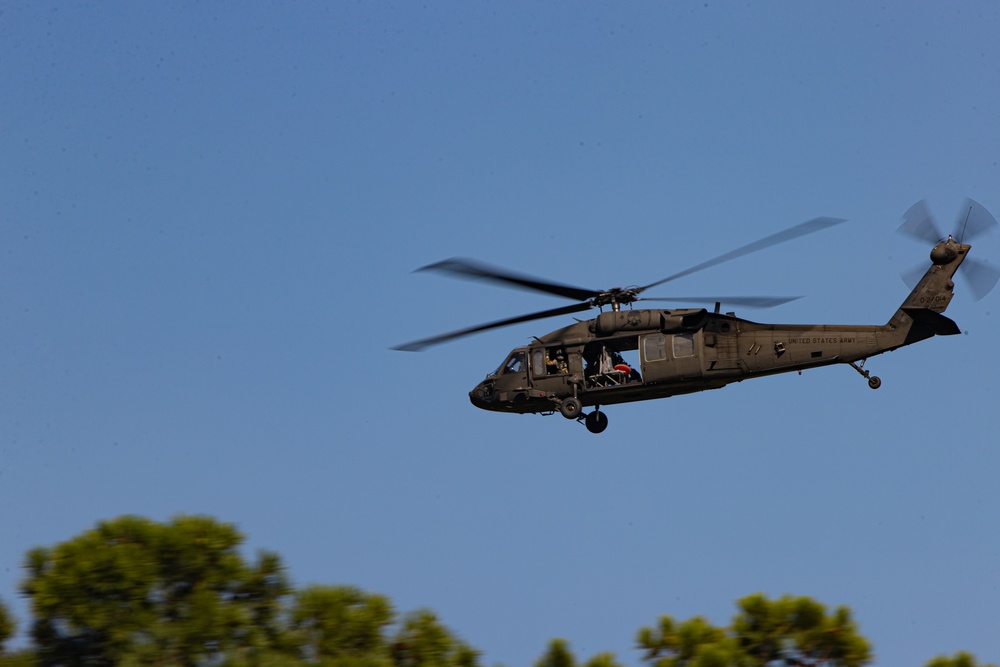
(958, 205), (973, 242)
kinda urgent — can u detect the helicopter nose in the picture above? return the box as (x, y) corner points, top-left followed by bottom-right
(469, 381), (494, 411)
(469, 388), (488, 410)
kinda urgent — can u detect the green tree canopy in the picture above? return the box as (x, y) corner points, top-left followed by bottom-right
(285, 584), (394, 666)
(638, 594), (871, 667)
(22, 514), (289, 666)
(0, 597), (15, 654)
(390, 610), (479, 667)
(637, 615), (734, 667)
(12, 514), (994, 667)
(535, 639), (624, 667)
(536, 639), (576, 667)
(925, 652), (997, 667)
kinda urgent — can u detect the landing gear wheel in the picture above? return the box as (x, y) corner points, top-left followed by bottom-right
(585, 410), (609, 434)
(559, 397), (582, 420)
(849, 359), (883, 390)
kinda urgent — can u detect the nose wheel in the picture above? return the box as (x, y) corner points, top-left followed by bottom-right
(849, 359), (882, 390)
(584, 409), (608, 434)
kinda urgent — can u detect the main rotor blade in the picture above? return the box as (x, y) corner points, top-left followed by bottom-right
(638, 217), (846, 292)
(898, 200), (944, 244)
(392, 301), (593, 352)
(417, 257), (598, 302)
(953, 197), (998, 243)
(639, 295), (803, 308)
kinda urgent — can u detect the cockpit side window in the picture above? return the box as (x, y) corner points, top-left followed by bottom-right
(502, 351), (525, 374)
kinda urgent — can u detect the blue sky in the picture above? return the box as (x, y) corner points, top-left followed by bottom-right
(2, 2), (999, 665)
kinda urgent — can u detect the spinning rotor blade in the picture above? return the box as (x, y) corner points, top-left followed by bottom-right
(954, 197), (998, 243)
(900, 255), (999, 301)
(399, 215), (845, 351)
(900, 262), (926, 290)
(393, 301), (593, 352)
(638, 217), (847, 292)
(960, 257), (1000, 301)
(898, 200), (945, 244)
(897, 198), (1000, 300)
(417, 257), (598, 302)
(898, 197), (998, 244)
(639, 295), (803, 308)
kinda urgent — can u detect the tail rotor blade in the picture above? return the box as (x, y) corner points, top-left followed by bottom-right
(900, 262), (927, 290)
(953, 197), (999, 243)
(960, 256), (1000, 301)
(898, 200), (944, 244)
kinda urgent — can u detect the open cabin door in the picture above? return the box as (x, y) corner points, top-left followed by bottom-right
(640, 332), (702, 382)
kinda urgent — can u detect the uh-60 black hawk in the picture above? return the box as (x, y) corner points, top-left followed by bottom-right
(396, 199), (998, 434)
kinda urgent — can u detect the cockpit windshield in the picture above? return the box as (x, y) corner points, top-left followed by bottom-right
(491, 350), (526, 376)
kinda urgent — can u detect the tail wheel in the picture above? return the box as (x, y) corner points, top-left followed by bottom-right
(559, 397), (583, 420)
(868, 376), (882, 390)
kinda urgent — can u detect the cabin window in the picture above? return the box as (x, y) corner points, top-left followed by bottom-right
(672, 333), (695, 358)
(533, 347), (568, 376)
(532, 350), (545, 375)
(643, 334), (667, 362)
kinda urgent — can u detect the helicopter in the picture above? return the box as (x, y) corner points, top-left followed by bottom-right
(396, 200), (998, 433)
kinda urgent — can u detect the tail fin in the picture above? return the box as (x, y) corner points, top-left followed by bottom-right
(884, 238), (968, 346)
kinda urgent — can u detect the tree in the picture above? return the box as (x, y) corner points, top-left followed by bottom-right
(0, 598), (15, 654)
(21, 514), (289, 666)
(637, 615), (735, 667)
(730, 593), (871, 667)
(389, 611), (479, 667)
(536, 639), (576, 667)
(925, 653), (997, 667)
(535, 639), (624, 667)
(11, 514), (993, 667)
(285, 585), (393, 666)
(638, 594), (871, 667)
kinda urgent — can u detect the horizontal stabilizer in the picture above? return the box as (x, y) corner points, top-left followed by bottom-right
(902, 307), (961, 336)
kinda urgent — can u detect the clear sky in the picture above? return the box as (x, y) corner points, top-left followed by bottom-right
(2, 2), (999, 665)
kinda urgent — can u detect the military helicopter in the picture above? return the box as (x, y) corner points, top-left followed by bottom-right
(396, 200), (998, 433)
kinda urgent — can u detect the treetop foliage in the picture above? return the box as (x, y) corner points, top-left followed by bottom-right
(924, 653), (997, 667)
(0, 598), (16, 652)
(2, 515), (991, 667)
(636, 593), (870, 667)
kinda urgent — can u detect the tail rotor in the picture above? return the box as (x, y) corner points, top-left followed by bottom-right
(897, 198), (1000, 301)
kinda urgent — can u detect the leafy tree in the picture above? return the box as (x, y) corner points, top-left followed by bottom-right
(536, 639), (576, 667)
(730, 593), (870, 667)
(0, 651), (37, 667)
(637, 615), (735, 667)
(925, 653), (997, 667)
(285, 585), (393, 666)
(0, 598), (15, 654)
(535, 639), (624, 667)
(582, 653), (625, 667)
(12, 514), (993, 667)
(21, 514), (289, 666)
(638, 594), (871, 667)
(389, 610), (479, 667)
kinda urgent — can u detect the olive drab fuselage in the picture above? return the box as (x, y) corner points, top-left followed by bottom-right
(469, 237), (971, 422)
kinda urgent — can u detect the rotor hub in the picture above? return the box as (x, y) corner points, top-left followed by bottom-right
(930, 237), (959, 265)
(591, 287), (640, 310)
